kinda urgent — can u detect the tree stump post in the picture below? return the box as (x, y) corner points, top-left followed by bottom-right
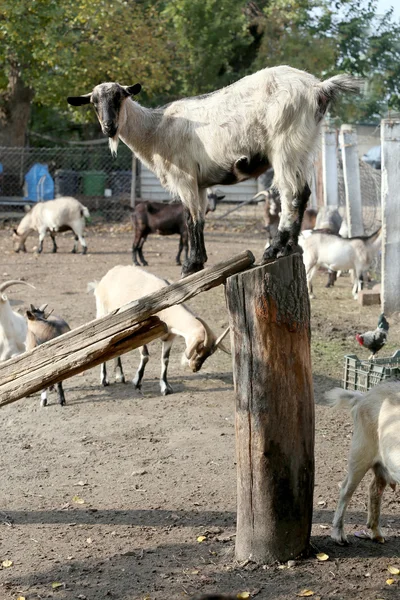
(225, 254), (314, 563)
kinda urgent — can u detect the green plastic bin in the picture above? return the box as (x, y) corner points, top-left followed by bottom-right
(82, 170), (107, 196)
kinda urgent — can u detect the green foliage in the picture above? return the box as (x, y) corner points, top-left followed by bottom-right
(1, 0), (399, 141)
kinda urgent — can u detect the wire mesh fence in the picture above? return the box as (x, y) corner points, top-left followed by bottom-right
(0, 144), (136, 221)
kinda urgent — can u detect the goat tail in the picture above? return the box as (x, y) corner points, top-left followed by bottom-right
(325, 387), (364, 410)
(81, 206), (90, 220)
(87, 281), (98, 294)
(316, 75), (363, 118)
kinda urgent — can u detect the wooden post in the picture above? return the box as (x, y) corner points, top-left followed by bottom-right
(322, 124), (339, 207)
(130, 155), (137, 208)
(339, 125), (364, 237)
(381, 118), (400, 315)
(225, 254), (314, 563)
(0, 250), (255, 406)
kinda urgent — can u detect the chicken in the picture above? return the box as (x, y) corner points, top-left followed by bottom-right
(356, 313), (389, 359)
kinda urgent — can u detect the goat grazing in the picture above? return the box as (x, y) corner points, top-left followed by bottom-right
(13, 196), (90, 254)
(301, 228), (381, 299)
(89, 265), (230, 395)
(131, 188), (225, 267)
(26, 304), (71, 406)
(326, 382), (400, 545)
(0, 280), (35, 361)
(68, 66), (360, 276)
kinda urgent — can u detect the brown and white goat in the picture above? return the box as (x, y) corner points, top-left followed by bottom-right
(26, 304), (71, 406)
(89, 265), (230, 395)
(131, 188), (225, 267)
(326, 382), (400, 545)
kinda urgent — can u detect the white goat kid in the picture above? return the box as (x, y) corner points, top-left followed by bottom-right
(13, 196), (90, 254)
(301, 229), (381, 299)
(90, 265), (230, 395)
(326, 382), (400, 545)
(0, 280), (35, 361)
(68, 66), (360, 276)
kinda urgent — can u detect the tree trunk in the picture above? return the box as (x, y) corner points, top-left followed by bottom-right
(225, 253), (315, 564)
(0, 66), (33, 147)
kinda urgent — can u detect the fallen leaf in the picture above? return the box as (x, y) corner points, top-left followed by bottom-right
(52, 582), (65, 589)
(237, 593), (251, 599)
(316, 553), (329, 561)
(386, 579), (396, 585)
(16, 596), (26, 600)
(388, 565), (400, 575)
(319, 525), (329, 530)
(191, 570), (199, 575)
(76, 481), (87, 487)
(2, 559), (13, 568)
(197, 536), (206, 542)
(354, 529), (370, 538)
(86, 537), (93, 544)
(278, 565), (286, 569)
(297, 590), (314, 597)
(72, 495), (85, 504)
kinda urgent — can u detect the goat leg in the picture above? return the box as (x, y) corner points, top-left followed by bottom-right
(57, 382), (66, 406)
(132, 345), (150, 391)
(262, 183), (310, 263)
(100, 362), (109, 386)
(40, 389), (48, 407)
(367, 464), (387, 543)
(114, 356), (126, 383)
(182, 209), (206, 277)
(160, 337), (174, 395)
(50, 232), (58, 253)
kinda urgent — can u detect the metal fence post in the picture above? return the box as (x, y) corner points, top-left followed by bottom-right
(381, 118), (400, 315)
(339, 124), (364, 237)
(322, 124), (339, 207)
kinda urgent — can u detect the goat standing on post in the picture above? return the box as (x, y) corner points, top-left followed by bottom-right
(67, 66), (360, 276)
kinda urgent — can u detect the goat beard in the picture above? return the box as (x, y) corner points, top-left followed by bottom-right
(109, 136), (119, 156)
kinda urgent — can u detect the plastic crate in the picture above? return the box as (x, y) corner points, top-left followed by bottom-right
(343, 350), (400, 392)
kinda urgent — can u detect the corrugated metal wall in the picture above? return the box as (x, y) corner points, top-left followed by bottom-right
(140, 164), (258, 202)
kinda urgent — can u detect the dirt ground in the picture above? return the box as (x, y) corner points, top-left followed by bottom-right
(0, 205), (399, 600)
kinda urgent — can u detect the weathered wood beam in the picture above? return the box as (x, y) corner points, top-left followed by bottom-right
(0, 250), (255, 406)
(226, 253), (314, 563)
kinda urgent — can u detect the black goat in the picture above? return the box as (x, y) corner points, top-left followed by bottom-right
(131, 189), (225, 266)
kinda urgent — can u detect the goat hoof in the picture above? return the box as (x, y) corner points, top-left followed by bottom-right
(261, 245), (280, 264)
(71, 248), (77, 254)
(181, 261), (204, 278)
(82, 247), (88, 255)
(141, 260), (149, 267)
(101, 379), (109, 387)
(161, 385), (173, 396)
(115, 374), (125, 384)
(331, 530), (349, 545)
(40, 398), (48, 407)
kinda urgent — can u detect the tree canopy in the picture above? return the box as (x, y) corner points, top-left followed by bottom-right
(0, 0), (399, 145)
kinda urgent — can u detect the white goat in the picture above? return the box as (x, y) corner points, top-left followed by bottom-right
(13, 196), (90, 254)
(326, 382), (400, 545)
(301, 228), (381, 299)
(0, 280), (35, 361)
(89, 265), (230, 395)
(68, 66), (360, 276)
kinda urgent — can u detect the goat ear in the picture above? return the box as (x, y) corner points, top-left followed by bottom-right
(124, 84), (142, 97)
(26, 310), (35, 320)
(67, 94), (91, 106)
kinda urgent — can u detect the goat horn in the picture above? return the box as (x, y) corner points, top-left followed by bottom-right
(195, 316), (212, 349)
(0, 280), (36, 293)
(252, 191), (269, 202)
(215, 326), (230, 348)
